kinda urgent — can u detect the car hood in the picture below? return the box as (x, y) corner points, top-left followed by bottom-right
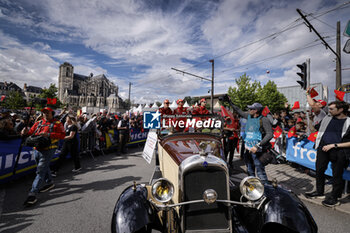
(160, 133), (223, 165)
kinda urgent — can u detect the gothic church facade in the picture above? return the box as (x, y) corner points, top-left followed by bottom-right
(58, 62), (124, 112)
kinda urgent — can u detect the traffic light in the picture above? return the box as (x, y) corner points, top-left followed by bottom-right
(296, 62), (307, 90)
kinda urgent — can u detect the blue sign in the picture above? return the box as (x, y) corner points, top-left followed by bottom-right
(286, 137), (350, 180)
(143, 111), (161, 129)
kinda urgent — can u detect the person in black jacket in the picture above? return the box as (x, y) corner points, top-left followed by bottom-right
(305, 101), (350, 207)
(117, 114), (129, 155)
(52, 115), (81, 176)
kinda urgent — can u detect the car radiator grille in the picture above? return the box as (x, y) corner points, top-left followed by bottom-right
(183, 168), (229, 231)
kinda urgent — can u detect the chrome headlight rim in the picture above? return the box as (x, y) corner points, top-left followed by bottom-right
(151, 178), (174, 203)
(239, 176), (264, 201)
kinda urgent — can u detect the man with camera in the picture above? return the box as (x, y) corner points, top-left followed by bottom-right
(21, 107), (65, 206)
(222, 95), (273, 183)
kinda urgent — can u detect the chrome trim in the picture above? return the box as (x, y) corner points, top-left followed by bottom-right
(149, 197), (266, 210)
(178, 154), (232, 233)
(239, 176), (264, 201)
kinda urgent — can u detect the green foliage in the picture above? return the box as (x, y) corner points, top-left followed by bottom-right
(227, 73), (287, 112)
(183, 96), (200, 106)
(37, 83), (62, 109)
(256, 80), (287, 112)
(3, 91), (26, 109)
(155, 101), (161, 107)
(227, 73), (261, 110)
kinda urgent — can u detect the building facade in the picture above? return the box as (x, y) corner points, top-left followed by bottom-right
(277, 83), (328, 110)
(58, 62), (125, 112)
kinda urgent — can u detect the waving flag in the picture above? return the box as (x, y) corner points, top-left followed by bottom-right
(288, 126), (297, 138)
(291, 101), (300, 110)
(47, 98), (57, 105)
(270, 126), (283, 147)
(308, 132), (318, 142)
(334, 90), (345, 101)
(309, 87), (319, 98)
(0, 95), (5, 102)
(262, 106), (270, 117)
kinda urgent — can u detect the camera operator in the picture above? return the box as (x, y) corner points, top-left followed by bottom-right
(221, 95), (273, 183)
(21, 107), (65, 206)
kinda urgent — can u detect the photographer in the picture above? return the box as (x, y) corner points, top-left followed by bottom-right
(21, 107), (65, 206)
(222, 95), (273, 183)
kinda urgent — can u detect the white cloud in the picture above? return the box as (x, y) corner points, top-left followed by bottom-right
(0, 0), (349, 104)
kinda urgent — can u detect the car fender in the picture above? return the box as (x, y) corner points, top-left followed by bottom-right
(261, 185), (318, 233)
(111, 184), (152, 233)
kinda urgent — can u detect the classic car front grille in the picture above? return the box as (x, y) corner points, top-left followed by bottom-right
(183, 168), (229, 231)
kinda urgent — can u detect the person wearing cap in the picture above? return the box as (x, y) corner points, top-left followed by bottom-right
(159, 99), (173, 115)
(159, 99), (173, 129)
(305, 101), (350, 207)
(192, 98), (209, 115)
(306, 87), (327, 128)
(227, 101), (273, 183)
(21, 107), (65, 206)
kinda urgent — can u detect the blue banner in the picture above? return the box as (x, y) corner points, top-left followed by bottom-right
(0, 138), (61, 184)
(286, 137), (350, 180)
(128, 128), (149, 145)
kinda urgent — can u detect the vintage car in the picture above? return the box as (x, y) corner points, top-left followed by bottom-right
(111, 114), (317, 233)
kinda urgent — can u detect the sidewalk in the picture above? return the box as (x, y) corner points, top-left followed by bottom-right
(234, 157), (350, 215)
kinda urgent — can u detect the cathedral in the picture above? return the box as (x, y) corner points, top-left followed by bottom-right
(58, 62), (125, 112)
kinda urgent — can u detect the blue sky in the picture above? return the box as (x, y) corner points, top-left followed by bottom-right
(0, 0), (349, 104)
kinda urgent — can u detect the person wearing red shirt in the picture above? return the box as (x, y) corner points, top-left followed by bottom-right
(159, 99), (173, 115)
(174, 99), (188, 132)
(193, 98), (209, 115)
(159, 99), (173, 129)
(223, 112), (240, 166)
(22, 107), (65, 206)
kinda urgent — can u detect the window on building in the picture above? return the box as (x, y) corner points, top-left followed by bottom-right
(66, 67), (70, 76)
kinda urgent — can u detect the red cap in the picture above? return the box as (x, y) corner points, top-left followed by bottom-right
(316, 99), (327, 107)
(200, 98), (206, 103)
(41, 107), (54, 112)
(176, 99), (183, 104)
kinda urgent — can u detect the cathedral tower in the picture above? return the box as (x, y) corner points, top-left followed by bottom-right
(58, 62), (74, 102)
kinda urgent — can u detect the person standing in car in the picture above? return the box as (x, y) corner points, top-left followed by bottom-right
(21, 107), (65, 206)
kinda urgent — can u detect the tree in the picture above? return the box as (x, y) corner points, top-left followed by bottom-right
(227, 74), (287, 113)
(36, 83), (62, 109)
(3, 91), (26, 109)
(256, 80), (287, 112)
(227, 73), (261, 110)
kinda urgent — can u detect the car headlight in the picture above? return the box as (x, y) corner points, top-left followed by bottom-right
(239, 176), (264, 201)
(151, 178), (174, 203)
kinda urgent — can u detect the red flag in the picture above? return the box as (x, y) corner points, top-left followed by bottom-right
(262, 106), (270, 117)
(220, 106), (235, 127)
(47, 98), (57, 105)
(291, 101), (300, 110)
(309, 88), (318, 98)
(308, 132), (318, 142)
(334, 90), (345, 101)
(0, 95), (5, 102)
(273, 126), (282, 139)
(288, 126), (297, 138)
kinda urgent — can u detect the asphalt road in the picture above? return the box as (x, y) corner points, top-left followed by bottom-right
(0, 146), (349, 233)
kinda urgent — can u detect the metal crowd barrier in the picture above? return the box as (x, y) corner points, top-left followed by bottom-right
(79, 130), (103, 160)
